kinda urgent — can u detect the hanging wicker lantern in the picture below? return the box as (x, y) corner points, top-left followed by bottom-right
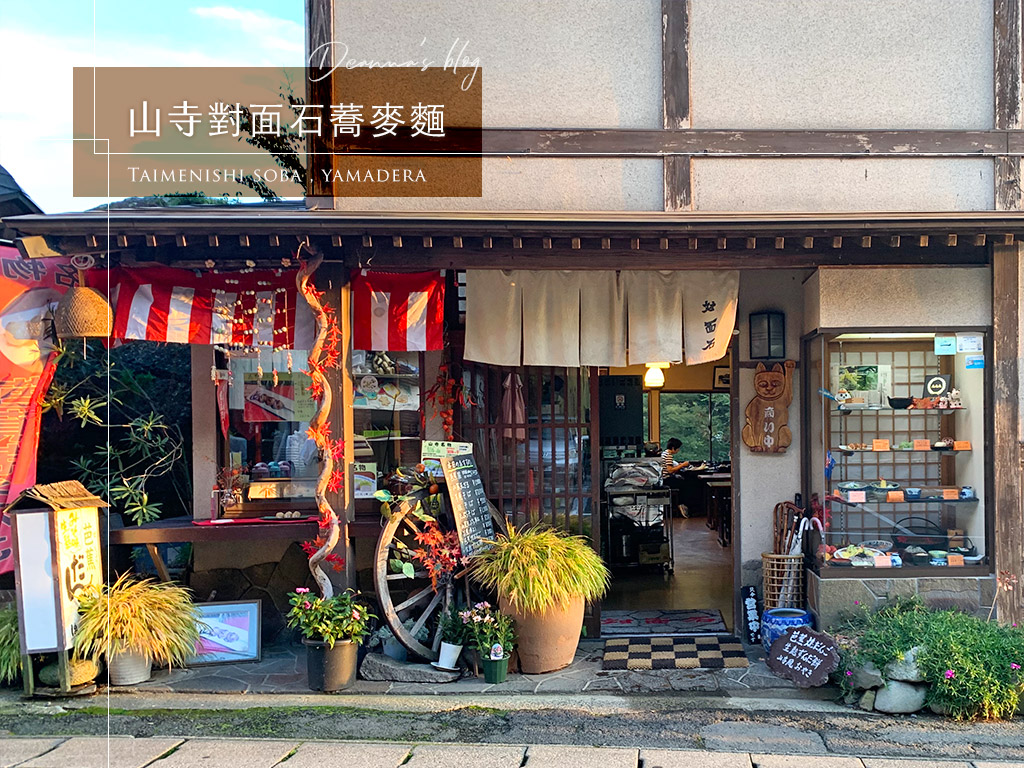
(54, 284), (112, 339)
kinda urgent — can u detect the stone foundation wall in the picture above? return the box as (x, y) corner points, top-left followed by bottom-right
(808, 571), (995, 631)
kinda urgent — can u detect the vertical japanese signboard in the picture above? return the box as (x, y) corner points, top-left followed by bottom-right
(440, 454), (494, 558)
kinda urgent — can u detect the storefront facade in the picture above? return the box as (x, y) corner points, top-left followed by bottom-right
(6, 0), (1024, 636)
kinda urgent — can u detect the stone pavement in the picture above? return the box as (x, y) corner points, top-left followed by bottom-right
(133, 639), (810, 697)
(2, 738), (1024, 768)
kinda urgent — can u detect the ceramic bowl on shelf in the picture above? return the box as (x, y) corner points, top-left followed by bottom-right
(928, 550), (948, 560)
(888, 397), (914, 409)
(858, 540), (893, 551)
(837, 481), (869, 492)
(868, 482), (901, 500)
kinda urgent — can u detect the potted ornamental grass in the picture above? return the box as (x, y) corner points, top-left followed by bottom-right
(471, 525), (610, 673)
(287, 588), (374, 692)
(74, 574), (201, 685)
(437, 600), (470, 670)
(460, 602), (515, 684)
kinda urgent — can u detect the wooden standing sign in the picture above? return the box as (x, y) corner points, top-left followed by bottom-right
(766, 626), (840, 688)
(440, 455), (494, 558)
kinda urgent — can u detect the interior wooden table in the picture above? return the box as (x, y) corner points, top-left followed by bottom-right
(109, 516), (320, 582)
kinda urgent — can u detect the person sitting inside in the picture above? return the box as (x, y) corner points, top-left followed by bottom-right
(660, 437), (691, 517)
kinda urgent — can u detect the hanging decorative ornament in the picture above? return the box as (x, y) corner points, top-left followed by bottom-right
(287, 350), (293, 373)
(272, 367), (279, 387)
(53, 254), (113, 342)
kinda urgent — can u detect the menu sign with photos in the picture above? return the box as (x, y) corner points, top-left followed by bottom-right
(440, 454), (494, 558)
(243, 372), (315, 422)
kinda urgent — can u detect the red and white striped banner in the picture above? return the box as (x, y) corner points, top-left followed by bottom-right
(93, 266), (313, 349)
(351, 270), (444, 351)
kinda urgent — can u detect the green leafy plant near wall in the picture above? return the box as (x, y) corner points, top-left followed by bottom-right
(836, 598), (1024, 720)
(41, 341), (189, 525)
(0, 606), (21, 684)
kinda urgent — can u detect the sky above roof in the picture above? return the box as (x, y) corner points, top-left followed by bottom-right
(0, 1), (304, 214)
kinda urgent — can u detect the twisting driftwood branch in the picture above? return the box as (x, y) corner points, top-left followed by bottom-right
(296, 249), (339, 599)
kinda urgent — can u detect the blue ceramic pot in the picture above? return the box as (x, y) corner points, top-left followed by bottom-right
(761, 608), (814, 653)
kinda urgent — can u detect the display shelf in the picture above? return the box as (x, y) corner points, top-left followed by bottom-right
(830, 497), (979, 505)
(832, 447), (971, 454)
(834, 407), (966, 413)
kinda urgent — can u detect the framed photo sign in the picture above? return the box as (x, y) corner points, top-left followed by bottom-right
(188, 600), (262, 665)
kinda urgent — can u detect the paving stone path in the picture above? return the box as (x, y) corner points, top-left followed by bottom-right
(2, 738), (1024, 768)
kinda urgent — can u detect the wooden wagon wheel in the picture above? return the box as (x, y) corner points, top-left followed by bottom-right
(374, 496), (508, 661)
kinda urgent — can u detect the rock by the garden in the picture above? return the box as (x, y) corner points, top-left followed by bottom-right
(850, 660), (885, 689)
(874, 680), (928, 714)
(883, 645), (926, 682)
(929, 700), (949, 716)
(859, 689), (876, 711)
(359, 652), (459, 683)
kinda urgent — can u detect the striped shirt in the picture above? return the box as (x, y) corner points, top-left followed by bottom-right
(661, 450), (680, 477)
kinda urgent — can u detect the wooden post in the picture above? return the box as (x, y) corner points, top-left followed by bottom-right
(662, 0), (692, 211)
(305, 0), (334, 207)
(995, 0), (1023, 211)
(992, 242), (1023, 625)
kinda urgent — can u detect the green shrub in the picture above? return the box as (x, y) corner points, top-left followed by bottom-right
(0, 606), (21, 684)
(836, 598), (1024, 720)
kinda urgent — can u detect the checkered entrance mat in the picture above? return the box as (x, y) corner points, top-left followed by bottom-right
(602, 635), (750, 670)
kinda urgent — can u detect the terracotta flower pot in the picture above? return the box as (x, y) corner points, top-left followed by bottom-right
(499, 594), (584, 674)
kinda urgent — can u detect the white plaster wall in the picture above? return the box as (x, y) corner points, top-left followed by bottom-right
(692, 158), (994, 212)
(332, 158), (664, 211)
(816, 267), (992, 328)
(332, 0), (661, 129)
(689, 0), (993, 130)
(736, 270), (807, 569)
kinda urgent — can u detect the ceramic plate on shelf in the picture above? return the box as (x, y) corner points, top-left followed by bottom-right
(858, 540), (893, 551)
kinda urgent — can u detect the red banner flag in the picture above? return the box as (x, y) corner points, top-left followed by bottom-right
(351, 270), (444, 352)
(0, 248), (73, 572)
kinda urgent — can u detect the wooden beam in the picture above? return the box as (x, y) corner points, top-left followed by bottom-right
(975, 234), (988, 246)
(175, 234), (187, 248)
(889, 235), (901, 248)
(484, 236), (494, 249)
(1005, 233), (1016, 246)
(422, 235), (433, 248)
(802, 237), (813, 249)
(86, 235), (99, 249)
(717, 237), (727, 250)
(269, 234), (280, 247)
(453, 236), (463, 248)
(305, 0), (334, 205)
(392, 235), (403, 248)
(995, 0), (1023, 210)
(992, 243), (1023, 626)
(116, 235), (128, 248)
(238, 234), (249, 247)
(542, 237), (552, 249)
(662, 0), (692, 211)
(601, 238), (610, 250)
(573, 238), (582, 250)
(775, 237), (785, 249)
(362, 235), (373, 247)
(688, 237), (698, 250)
(861, 236), (872, 248)
(332, 235), (344, 248)
(145, 235), (158, 247)
(630, 238), (640, 250)
(746, 237), (756, 250)
(513, 237), (523, 249)
(918, 235), (929, 247)
(946, 234), (958, 247)
(659, 237), (669, 251)
(207, 234), (219, 248)
(832, 236), (842, 249)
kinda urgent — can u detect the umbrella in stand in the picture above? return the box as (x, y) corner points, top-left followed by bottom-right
(779, 514), (824, 607)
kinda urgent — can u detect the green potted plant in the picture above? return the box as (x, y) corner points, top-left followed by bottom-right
(0, 605), (21, 686)
(437, 600), (470, 670)
(286, 588), (374, 692)
(471, 525), (610, 674)
(459, 602), (514, 683)
(74, 574), (201, 685)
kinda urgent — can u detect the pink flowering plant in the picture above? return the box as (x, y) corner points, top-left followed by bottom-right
(458, 601), (515, 656)
(285, 588), (375, 648)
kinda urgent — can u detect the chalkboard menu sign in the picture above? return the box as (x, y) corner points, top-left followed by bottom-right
(440, 455), (494, 557)
(766, 626), (840, 688)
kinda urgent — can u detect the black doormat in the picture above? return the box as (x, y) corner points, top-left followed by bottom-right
(602, 635), (750, 670)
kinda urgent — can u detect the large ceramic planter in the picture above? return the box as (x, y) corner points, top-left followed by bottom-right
(481, 656), (509, 684)
(303, 638), (358, 692)
(761, 607), (813, 653)
(499, 594), (584, 674)
(107, 648), (152, 686)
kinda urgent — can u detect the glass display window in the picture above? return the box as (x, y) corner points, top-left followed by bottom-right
(803, 331), (989, 575)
